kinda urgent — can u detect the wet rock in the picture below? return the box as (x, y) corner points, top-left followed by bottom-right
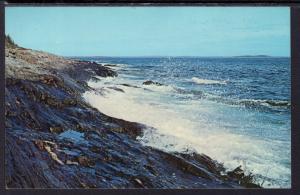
(6, 78), (20, 86)
(34, 140), (46, 150)
(94, 66), (117, 77)
(5, 110), (17, 117)
(111, 127), (124, 134)
(40, 93), (47, 101)
(63, 99), (77, 106)
(40, 75), (60, 87)
(162, 151), (213, 180)
(77, 156), (95, 167)
(107, 87), (124, 93)
(63, 60), (117, 85)
(90, 146), (104, 154)
(110, 126), (141, 138)
(107, 118), (144, 138)
(91, 76), (101, 82)
(227, 166), (261, 188)
(79, 181), (89, 188)
(120, 83), (140, 88)
(49, 126), (63, 134)
(75, 123), (85, 132)
(181, 152), (225, 175)
(15, 98), (21, 106)
(142, 80), (164, 86)
(103, 64), (118, 67)
(144, 164), (158, 176)
(102, 154), (113, 162)
(227, 166), (244, 179)
(45, 97), (61, 108)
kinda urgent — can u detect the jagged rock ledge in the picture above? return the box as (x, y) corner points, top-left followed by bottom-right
(5, 37), (260, 188)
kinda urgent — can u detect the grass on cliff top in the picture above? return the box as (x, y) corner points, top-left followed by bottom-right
(5, 34), (18, 48)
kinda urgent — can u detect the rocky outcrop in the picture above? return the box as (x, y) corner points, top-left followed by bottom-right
(5, 37), (260, 188)
(142, 80), (164, 86)
(63, 61), (117, 84)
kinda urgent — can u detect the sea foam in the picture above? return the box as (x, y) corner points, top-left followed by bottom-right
(191, 77), (227, 85)
(83, 77), (290, 188)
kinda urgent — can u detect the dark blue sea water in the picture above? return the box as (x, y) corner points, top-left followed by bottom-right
(80, 57), (291, 188)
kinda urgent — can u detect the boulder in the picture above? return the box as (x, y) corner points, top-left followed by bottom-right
(142, 80), (164, 86)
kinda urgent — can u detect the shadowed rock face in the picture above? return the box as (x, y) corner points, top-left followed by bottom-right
(5, 38), (260, 189)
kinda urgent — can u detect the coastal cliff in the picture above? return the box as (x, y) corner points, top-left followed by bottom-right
(5, 36), (259, 188)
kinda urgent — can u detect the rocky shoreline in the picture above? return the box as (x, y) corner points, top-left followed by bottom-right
(5, 37), (260, 188)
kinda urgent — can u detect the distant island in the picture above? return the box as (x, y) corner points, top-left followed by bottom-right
(233, 55), (272, 58)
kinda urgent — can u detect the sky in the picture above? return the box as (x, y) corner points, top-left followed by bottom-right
(5, 7), (290, 57)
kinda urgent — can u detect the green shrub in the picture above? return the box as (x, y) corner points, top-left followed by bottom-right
(5, 34), (18, 47)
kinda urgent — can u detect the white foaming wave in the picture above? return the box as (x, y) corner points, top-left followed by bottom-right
(83, 88), (195, 132)
(191, 77), (227, 85)
(82, 83), (290, 188)
(95, 62), (128, 70)
(95, 62), (127, 66)
(86, 76), (117, 88)
(142, 84), (176, 93)
(138, 126), (290, 188)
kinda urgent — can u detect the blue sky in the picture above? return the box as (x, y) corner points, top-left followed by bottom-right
(5, 7), (290, 57)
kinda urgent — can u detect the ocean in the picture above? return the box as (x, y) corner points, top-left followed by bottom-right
(79, 56), (291, 188)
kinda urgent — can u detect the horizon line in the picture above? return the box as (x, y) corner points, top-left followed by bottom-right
(65, 55), (291, 58)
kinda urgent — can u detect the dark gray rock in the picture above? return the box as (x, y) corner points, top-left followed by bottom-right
(143, 80), (164, 86)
